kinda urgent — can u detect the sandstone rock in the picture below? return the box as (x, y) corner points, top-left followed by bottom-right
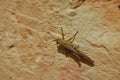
(0, 0), (120, 80)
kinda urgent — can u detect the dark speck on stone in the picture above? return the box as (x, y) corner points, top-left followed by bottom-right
(118, 5), (120, 9)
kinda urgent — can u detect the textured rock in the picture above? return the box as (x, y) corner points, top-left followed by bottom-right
(0, 0), (120, 80)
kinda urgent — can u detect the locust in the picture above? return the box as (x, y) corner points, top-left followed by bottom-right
(48, 27), (94, 67)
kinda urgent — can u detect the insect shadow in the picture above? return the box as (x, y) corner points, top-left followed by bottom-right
(57, 45), (94, 67)
(57, 45), (82, 67)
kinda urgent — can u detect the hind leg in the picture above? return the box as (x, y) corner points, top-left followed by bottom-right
(67, 31), (78, 43)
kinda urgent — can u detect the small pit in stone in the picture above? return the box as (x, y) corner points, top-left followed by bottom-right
(118, 5), (120, 9)
(69, 12), (77, 17)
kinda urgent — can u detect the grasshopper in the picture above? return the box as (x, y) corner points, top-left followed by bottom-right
(48, 27), (94, 67)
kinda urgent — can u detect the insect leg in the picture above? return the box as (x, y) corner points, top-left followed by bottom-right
(67, 37), (73, 42)
(72, 52), (81, 59)
(67, 31), (78, 43)
(61, 27), (65, 39)
(71, 31), (78, 43)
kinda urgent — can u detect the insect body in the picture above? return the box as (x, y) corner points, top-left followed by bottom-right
(48, 27), (94, 67)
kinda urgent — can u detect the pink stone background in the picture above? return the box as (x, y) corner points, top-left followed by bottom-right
(0, 0), (120, 80)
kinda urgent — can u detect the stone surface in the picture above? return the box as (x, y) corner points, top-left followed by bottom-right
(0, 0), (120, 80)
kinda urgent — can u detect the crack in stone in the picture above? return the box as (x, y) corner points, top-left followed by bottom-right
(70, 0), (85, 9)
(86, 39), (109, 52)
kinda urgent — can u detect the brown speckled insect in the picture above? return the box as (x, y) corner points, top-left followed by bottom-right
(48, 27), (94, 67)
